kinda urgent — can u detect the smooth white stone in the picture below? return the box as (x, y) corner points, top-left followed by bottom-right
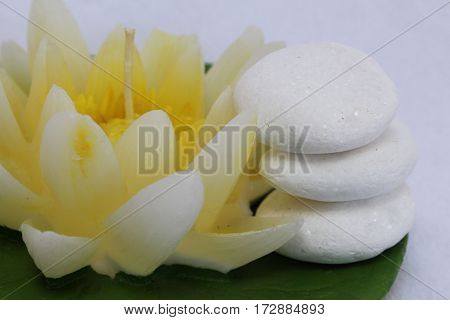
(256, 186), (414, 264)
(260, 120), (417, 202)
(234, 43), (398, 154)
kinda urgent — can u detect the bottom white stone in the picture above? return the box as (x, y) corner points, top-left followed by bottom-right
(256, 185), (414, 264)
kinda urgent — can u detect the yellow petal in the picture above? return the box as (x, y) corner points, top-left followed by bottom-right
(0, 165), (47, 230)
(28, 0), (89, 91)
(0, 80), (43, 191)
(22, 39), (77, 140)
(205, 26), (263, 111)
(40, 111), (126, 236)
(84, 26), (148, 121)
(104, 171), (203, 276)
(142, 29), (204, 126)
(0, 81), (28, 158)
(0, 41), (31, 92)
(143, 29), (197, 91)
(227, 174), (273, 207)
(21, 223), (98, 278)
(213, 175), (272, 230)
(203, 86), (236, 134)
(245, 138), (271, 177)
(0, 69), (27, 129)
(115, 110), (176, 196)
(212, 199), (252, 230)
(193, 111), (256, 231)
(167, 216), (302, 273)
(246, 174), (274, 202)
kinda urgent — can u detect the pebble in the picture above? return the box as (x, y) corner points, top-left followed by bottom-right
(260, 120), (417, 202)
(234, 43), (398, 154)
(256, 186), (415, 264)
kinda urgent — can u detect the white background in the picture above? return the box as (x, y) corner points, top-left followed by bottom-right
(0, 0), (449, 300)
(1, 300), (449, 319)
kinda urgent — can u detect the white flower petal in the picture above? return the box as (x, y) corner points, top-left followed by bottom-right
(167, 216), (302, 273)
(205, 26), (264, 111)
(90, 256), (120, 279)
(0, 165), (46, 230)
(193, 111), (256, 230)
(0, 41), (31, 93)
(21, 223), (98, 278)
(40, 111), (126, 236)
(33, 85), (76, 146)
(28, 0), (89, 91)
(103, 171), (203, 276)
(115, 110), (175, 196)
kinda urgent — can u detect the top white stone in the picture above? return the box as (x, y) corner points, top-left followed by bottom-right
(234, 43), (398, 154)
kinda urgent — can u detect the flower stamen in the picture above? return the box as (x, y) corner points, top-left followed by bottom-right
(124, 28), (135, 120)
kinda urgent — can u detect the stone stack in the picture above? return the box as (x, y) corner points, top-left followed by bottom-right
(234, 43), (417, 264)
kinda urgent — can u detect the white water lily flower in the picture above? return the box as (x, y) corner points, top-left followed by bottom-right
(0, 0), (300, 278)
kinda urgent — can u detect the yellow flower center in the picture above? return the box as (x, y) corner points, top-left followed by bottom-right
(68, 27), (206, 171)
(99, 117), (134, 143)
(74, 29), (140, 143)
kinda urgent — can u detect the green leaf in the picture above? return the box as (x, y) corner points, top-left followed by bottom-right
(0, 225), (406, 299)
(205, 62), (212, 73)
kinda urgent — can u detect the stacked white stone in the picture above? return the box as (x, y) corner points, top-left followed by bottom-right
(234, 43), (417, 264)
